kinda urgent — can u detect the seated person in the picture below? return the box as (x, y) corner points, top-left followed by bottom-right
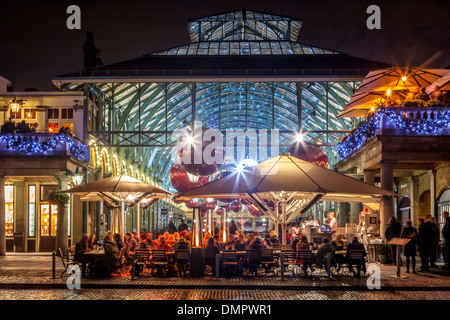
(269, 233), (280, 244)
(224, 235), (235, 251)
(174, 237), (190, 250)
(334, 240), (346, 272)
(113, 233), (124, 251)
(263, 236), (273, 249)
(346, 236), (367, 277)
(124, 233), (138, 262)
(93, 231), (119, 278)
(156, 235), (169, 251)
(315, 237), (334, 269)
(74, 234), (92, 276)
(87, 234), (99, 250)
(141, 233), (156, 249)
(331, 234), (343, 250)
(234, 233), (246, 251)
(248, 237), (262, 275)
(174, 237), (190, 277)
(204, 237), (219, 274)
(295, 236), (314, 277)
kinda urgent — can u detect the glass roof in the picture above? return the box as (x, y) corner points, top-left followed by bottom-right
(187, 10), (302, 42)
(152, 41), (339, 56)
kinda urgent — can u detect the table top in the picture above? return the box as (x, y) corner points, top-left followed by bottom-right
(83, 249), (105, 255)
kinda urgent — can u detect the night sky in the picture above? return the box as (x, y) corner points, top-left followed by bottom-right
(1, 0), (449, 91)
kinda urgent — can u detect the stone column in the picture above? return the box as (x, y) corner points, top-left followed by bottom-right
(338, 202), (350, 227)
(409, 176), (420, 222)
(350, 203), (362, 225)
(429, 170), (436, 219)
(0, 176), (6, 255)
(364, 169), (377, 214)
(13, 181), (26, 252)
(380, 162), (395, 241)
(55, 174), (71, 254)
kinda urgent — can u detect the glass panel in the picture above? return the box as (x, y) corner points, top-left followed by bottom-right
(48, 123), (59, 133)
(51, 205), (58, 236)
(61, 109), (67, 119)
(5, 185), (14, 237)
(28, 185), (36, 237)
(24, 109), (36, 119)
(41, 204), (50, 236)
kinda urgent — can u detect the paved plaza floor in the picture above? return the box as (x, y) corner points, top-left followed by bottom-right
(0, 253), (449, 300)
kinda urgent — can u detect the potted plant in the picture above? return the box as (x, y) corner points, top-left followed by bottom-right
(377, 244), (391, 264)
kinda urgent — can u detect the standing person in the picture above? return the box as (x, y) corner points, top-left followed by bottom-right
(178, 219), (188, 233)
(289, 222), (301, 245)
(442, 212), (450, 270)
(167, 221), (177, 234)
(329, 212), (338, 241)
(385, 216), (402, 265)
(229, 220), (238, 236)
(124, 232), (137, 259)
(417, 218), (433, 272)
(427, 215), (439, 268)
(400, 219), (418, 273)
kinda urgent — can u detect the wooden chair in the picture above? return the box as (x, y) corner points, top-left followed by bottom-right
(295, 250), (316, 277)
(203, 248), (219, 275)
(110, 247), (126, 277)
(247, 249), (261, 276)
(280, 249), (296, 272)
(133, 249), (151, 276)
(222, 250), (238, 275)
(347, 250), (366, 276)
(150, 249), (169, 276)
(58, 247), (79, 278)
(174, 249), (190, 277)
(260, 248), (276, 274)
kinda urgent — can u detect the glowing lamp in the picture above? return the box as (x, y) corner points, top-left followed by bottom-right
(401, 76), (407, 82)
(72, 168), (83, 186)
(9, 101), (20, 113)
(221, 205), (229, 243)
(387, 89), (391, 96)
(191, 206), (203, 248)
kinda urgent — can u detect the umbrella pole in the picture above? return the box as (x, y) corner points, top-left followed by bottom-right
(136, 203), (140, 233)
(121, 201), (125, 234)
(281, 199), (287, 245)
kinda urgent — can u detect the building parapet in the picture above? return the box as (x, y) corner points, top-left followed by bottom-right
(0, 132), (88, 161)
(337, 105), (450, 160)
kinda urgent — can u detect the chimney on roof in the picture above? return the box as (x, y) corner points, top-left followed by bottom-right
(83, 31), (103, 70)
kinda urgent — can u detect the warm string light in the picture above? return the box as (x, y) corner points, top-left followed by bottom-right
(337, 108), (450, 159)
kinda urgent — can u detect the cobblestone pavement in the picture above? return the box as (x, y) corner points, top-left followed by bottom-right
(0, 253), (449, 301)
(0, 288), (449, 300)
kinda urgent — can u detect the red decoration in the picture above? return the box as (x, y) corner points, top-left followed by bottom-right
(248, 203), (264, 217)
(288, 142), (329, 168)
(177, 128), (225, 176)
(170, 163), (210, 193)
(205, 199), (217, 209)
(239, 198), (249, 205)
(215, 208), (224, 216)
(185, 200), (197, 209)
(230, 200), (242, 213)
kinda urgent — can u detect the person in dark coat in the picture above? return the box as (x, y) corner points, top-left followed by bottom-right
(417, 218), (433, 272)
(346, 236), (367, 277)
(1, 118), (16, 133)
(167, 221), (177, 234)
(385, 216), (402, 265)
(178, 220), (188, 233)
(442, 212), (450, 270)
(93, 231), (119, 278)
(400, 219), (418, 273)
(229, 220), (238, 236)
(113, 233), (124, 251)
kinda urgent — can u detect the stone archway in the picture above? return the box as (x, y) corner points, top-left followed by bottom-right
(419, 190), (431, 220)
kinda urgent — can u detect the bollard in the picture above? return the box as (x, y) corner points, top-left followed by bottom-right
(326, 253), (331, 279)
(215, 254), (220, 280)
(280, 253), (284, 281)
(52, 251), (56, 279)
(131, 253), (135, 280)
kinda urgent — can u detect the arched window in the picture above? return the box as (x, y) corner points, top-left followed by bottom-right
(112, 155), (118, 176)
(438, 187), (450, 240)
(101, 148), (109, 176)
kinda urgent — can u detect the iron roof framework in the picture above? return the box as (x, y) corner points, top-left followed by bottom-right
(52, 10), (387, 189)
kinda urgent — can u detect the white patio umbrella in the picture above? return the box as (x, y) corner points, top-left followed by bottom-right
(426, 71), (450, 94)
(63, 174), (170, 234)
(177, 155), (397, 244)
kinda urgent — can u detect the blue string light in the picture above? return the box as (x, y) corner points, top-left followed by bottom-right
(0, 133), (86, 160)
(337, 108), (450, 160)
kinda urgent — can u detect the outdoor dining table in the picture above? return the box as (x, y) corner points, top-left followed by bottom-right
(81, 249), (105, 276)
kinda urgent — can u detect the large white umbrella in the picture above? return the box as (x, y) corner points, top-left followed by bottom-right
(177, 155), (397, 244)
(63, 174), (170, 234)
(426, 71), (450, 94)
